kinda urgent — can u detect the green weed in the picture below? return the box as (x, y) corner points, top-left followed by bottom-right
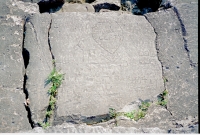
(139, 101), (151, 111)
(40, 66), (64, 128)
(124, 101), (150, 121)
(109, 108), (118, 119)
(124, 110), (135, 119)
(133, 109), (146, 121)
(157, 90), (168, 107)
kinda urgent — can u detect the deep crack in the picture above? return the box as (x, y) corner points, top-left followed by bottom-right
(144, 15), (173, 116)
(172, 7), (187, 36)
(48, 15), (55, 62)
(22, 16), (34, 128)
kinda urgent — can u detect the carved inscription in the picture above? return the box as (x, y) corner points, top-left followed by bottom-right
(92, 20), (123, 54)
(51, 14), (164, 117)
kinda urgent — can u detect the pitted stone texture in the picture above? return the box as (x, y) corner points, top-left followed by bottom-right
(12, 0), (39, 14)
(23, 13), (53, 124)
(0, 0), (39, 16)
(48, 12), (164, 122)
(0, 16), (31, 132)
(145, 7), (198, 120)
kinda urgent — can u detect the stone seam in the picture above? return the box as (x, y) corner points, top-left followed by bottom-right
(144, 15), (173, 116)
(172, 6), (196, 67)
(22, 16), (34, 129)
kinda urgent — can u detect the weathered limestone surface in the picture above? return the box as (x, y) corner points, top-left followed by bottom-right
(48, 12), (164, 124)
(0, 13), (31, 133)
(145, 2), (198, 120)
(23, 13), (53, 124)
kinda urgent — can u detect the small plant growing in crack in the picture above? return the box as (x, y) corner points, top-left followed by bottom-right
(108, 108), (124, 126)
(38, 122), (50, 129)
(107, 101), (151, 124)
(139, 101), (151, 111)
(157, 89), (168, 107)
(124, 101), (151, 121)
(39, 67), (64, 129)
(109, 108), (118, 119)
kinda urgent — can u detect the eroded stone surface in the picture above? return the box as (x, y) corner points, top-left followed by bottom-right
(48, 12), (164, 124)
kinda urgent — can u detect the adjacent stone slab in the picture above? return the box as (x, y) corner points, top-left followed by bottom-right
(23, 13), (53, 124)
(145, 6), (198, 120)
(0, 15), (31, 132)
(48, 12), (164, 123)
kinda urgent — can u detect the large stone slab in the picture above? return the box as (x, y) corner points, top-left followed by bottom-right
(23, 13), (53, 124)
(0, 15), (31, 132)
(48, 12), (164, 123)
(145, 4), (198, 120)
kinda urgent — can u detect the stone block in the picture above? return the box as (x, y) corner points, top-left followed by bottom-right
(48, 12), (164, 123)
(0, 15), (31, 132)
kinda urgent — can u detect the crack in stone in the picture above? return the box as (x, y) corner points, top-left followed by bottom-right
(22, 16), (34, 129)
(48, 15), (55, 62)
(144, 15), (173, 116)
(172, 6), (196, 67)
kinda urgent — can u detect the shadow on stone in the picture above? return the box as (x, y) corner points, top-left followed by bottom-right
(38, 0), (65, 13)
(22, 48), (30, 69)
(121, 0), (172, 15)
(24, 105), (35, 128)
(93, 3), (120, 12)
